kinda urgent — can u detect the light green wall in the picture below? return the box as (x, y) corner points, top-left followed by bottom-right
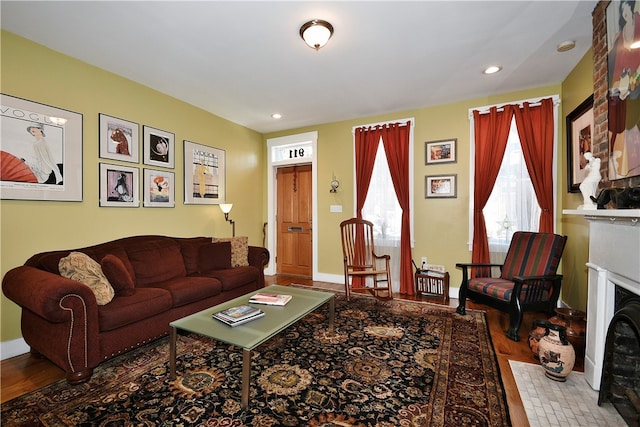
(266, 85), (566, 292)
(1, 30), (594, 346)
(1, 31), (266, 341)
(560, 49), (595, 310)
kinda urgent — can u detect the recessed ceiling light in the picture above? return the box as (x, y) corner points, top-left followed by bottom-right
(271, 113), (282, 119)
(557, 40), (576, 52)
(483, 66), (502, 75)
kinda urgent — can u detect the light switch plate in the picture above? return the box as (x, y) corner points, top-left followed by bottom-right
(330, 205), (342, 213)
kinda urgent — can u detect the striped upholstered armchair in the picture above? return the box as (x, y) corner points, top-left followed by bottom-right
(455, 231), (568, 341)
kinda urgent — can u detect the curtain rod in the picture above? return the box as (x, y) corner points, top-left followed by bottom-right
(352, 117), (414, 134)
(468, 95), (560, 119)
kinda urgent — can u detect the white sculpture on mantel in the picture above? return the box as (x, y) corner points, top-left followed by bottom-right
(578, 152), (601, 210)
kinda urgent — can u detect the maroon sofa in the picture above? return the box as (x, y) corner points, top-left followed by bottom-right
(2, 235), (269, 383)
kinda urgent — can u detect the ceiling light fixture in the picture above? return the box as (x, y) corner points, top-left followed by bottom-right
(300, 19), (334, 50)
(483, 65), (502, 75)
(271, 113), (282, 119)
(557, 40), (576, 52)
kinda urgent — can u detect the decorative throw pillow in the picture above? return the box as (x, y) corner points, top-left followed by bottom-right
(59, 252), (115, 305)
(212, 236), (249, 267)
(101, 254), (135, 297)
(197, 241), (232, 272)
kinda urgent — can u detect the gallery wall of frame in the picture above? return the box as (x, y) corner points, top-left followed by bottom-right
(424, 138), (457, 199)
(1, 93), (227, 209)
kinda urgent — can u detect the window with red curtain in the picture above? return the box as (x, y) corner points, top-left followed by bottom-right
(469, 97), (558, 265)
(353, 119), (414, 295)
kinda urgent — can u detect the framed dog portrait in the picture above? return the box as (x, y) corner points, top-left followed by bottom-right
(99, 114), (139, 164)
(99, 163), (140, 207)
(0, 94), (83, 201)
(143, 126), (174, 169)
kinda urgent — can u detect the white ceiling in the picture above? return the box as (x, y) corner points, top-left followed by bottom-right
(1, 1), (597, 134)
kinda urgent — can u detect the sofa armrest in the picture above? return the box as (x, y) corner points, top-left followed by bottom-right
(2, 265), (99, 323)
(248, 246), (270, 268)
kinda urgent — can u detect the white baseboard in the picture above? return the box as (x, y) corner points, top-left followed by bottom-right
(1, 338), (29, 360)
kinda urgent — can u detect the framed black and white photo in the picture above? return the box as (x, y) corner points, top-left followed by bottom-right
(143, 126), (174, 169)
(183, 140), (226, 205)
(425, 139), (456, 164)
(0, 94), (83, 201)
(99, 163), (139, 207)
(566, 95), (594, 193)
(425, 174), (457, 198)
(143, 168), (175, 207)
(99, 113), (139, 163)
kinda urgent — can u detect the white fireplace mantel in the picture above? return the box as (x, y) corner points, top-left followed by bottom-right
(563, 209), (640, 390)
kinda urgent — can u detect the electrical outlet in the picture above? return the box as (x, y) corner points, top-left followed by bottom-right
(421, 257), (427, 267)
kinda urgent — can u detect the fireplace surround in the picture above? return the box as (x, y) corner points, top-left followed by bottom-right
(564, 209), (640, 393)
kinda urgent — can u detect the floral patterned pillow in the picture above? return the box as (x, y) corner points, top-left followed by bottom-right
(212, 236), (249, 267)
(59, 251), (115, 305)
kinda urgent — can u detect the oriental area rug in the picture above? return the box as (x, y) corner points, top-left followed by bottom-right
(2, 289), (511, 426)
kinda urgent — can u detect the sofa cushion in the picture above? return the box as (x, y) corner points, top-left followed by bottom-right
(58, 252), (115, 305)
(142, 276), (223, 307)
(213, 236), (249, 267)
(125, 239), (187, 285)
(199, 266), (259, 292)
(198, 241), (232, 272)
(178, 237), (211, 275)
(101, 254), (135, 297)
(98, 287), (173, 332)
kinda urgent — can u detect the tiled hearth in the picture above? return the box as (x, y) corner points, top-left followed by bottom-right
(510, 360), (624, 426)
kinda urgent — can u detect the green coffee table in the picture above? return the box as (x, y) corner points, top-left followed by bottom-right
(169, 284), (335, 409)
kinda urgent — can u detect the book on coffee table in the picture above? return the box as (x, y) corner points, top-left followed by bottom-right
(249, 292), (292, 306)
(213, 310), (265, 327)
(214, 305), (262, 322)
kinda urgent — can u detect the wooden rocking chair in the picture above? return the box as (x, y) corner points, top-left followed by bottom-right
(340, 218), (392, 301)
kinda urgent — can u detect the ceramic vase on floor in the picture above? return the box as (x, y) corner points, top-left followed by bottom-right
(528, 319), (550, 360)
(549, 307), (586, 357)
(538, 323), (575, 381)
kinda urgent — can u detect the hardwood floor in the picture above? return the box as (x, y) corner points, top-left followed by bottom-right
(1, 275), (584, 426)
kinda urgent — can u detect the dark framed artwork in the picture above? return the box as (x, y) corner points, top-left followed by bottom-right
(425, 139), (456, 164)
(183, 140), (226, 205)
(99, 113), (139, 164)
(566, 94), (594, 193)
(425, 174), (457, 198)
(143, 168), (175, 208)
(606, 1), (640, 180)
(143, 126), (175, 169)
(99, 163), (140, 207)
(0, 94), (83, 201)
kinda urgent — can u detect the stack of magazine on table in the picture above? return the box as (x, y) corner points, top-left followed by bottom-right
(248, 292), (292, 306)
(212, 305), (264, 327)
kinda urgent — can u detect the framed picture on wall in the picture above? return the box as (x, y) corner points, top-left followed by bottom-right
(99, 163), (140, 207)
(425, 139), (456, 164)
(143, 126), (175, 169)
(99, 113), (139, 164)
(143, 168), (175, 207)
(606, 1), (640, 180)
(0, 94), (83, 201)
(183, 140), (226, 205)
(566, 94), (594, 193)
(425, 174), (457, 198)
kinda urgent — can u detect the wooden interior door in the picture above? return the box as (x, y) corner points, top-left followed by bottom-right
(276, 165), (312, 276)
